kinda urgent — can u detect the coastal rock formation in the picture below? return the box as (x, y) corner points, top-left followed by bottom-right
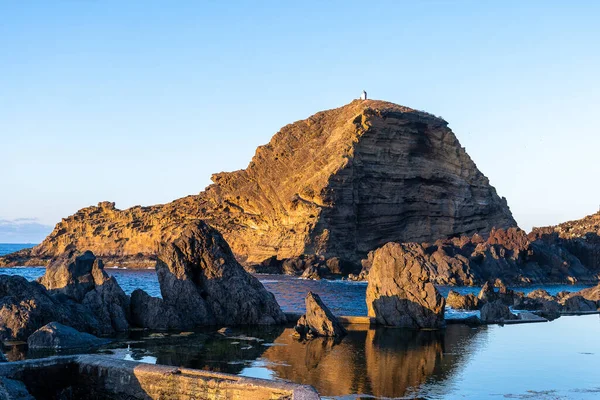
(513, 289), (560, 319)
(27, 322), (110, 350)
(38, 250), (130, 334)
(137, 222), (286, 329)
(0, 275), (101, 341)
(357, 227), (600, 285)
(1, 100), (516, 268)
(480, 301), (517, 323)
(366, 243), (445, 328)
(294, 292), (346, 338)
(446, 291), (480, 310)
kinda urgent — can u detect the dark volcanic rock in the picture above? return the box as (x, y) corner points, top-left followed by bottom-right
(129, 289), (184, 330)
(149, 222), (286, 328)
(446, 291), (480, 310)
(3, 100), (516, 269)
(0, 275), (101, 341)
(27, 322), (110, 350)
(294, 292), (346, 338)
(480, 300), (518, 323)
(38, 250), (130, 334)
(39, 250), (103, 302)
(366, 243), (445, 328)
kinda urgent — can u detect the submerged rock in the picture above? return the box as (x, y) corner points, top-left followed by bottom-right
(27, 322), (110, 350)
(366, 243), (445, 328)
(446, 291), (480, 310)
(138, 222), (286, 330)
(480, 301), (517, 323)
(294, 292), (346, 338)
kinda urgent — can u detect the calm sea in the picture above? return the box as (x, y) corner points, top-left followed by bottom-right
(2, 243), (600, 398)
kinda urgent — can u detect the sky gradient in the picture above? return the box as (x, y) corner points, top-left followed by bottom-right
(2, 1), (599, 242)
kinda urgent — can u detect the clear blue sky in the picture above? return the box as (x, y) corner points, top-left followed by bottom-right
(1, 1), (599, 243)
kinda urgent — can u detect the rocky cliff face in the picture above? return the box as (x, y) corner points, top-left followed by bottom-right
(1, 100), (515, 267)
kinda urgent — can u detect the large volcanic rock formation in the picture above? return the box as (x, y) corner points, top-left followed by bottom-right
(1, 100), (515, 267)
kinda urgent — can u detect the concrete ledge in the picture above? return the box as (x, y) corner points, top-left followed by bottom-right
(0, 355), (320, 400)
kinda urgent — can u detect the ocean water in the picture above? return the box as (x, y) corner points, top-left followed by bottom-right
(2, 243), (600, 398)
(0, 243), (34, 256)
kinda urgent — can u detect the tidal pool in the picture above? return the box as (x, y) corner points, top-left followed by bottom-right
(1, 266), (599, 399)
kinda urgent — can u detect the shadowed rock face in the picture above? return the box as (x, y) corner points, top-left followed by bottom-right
(131, 222), (286, 329)
(366, 242), (446, 328)
(38, 250), (130, 334)
(0, 275), (103, 341)
(2, 100), (515, 268)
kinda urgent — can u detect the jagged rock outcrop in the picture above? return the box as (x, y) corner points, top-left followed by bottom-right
(294, 292), (346, 338)
(26, 322), (110, 350)
(131, 222), (286, 329)
(357, 227), (600, 285)
(38, 250), (130, 334)
(1, 100), (516, 268)
(366, 243), (446, 328)
(513, 289), (561, 319)
(0, 275), (102, 341)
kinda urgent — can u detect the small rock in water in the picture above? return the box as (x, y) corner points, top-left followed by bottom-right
(294, 292), (346, 338)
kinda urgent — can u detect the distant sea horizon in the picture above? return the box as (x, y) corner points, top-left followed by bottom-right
(0, 243), (36, 257)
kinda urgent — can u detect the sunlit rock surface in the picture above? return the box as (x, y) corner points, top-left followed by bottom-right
(1, 100), (515, 268)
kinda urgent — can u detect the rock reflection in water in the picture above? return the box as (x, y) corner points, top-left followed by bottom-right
(262, 324), (485, 398)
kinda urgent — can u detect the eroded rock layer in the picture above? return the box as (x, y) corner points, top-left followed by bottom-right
(1, 100), (515, 267)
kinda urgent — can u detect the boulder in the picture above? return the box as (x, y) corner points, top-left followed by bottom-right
(151, 222), (286, 328)
(480, 300), (517, 323)
(27, 322), (110, 350)
(446, 291), (480, 310)
(0, 275), (101, 341)
(366, 243), (445, 329)
(38, 250), (130, 334)
(0, 349), (5, 362)
(294, 292), (346, 338)
(38, 250), (104, 302)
